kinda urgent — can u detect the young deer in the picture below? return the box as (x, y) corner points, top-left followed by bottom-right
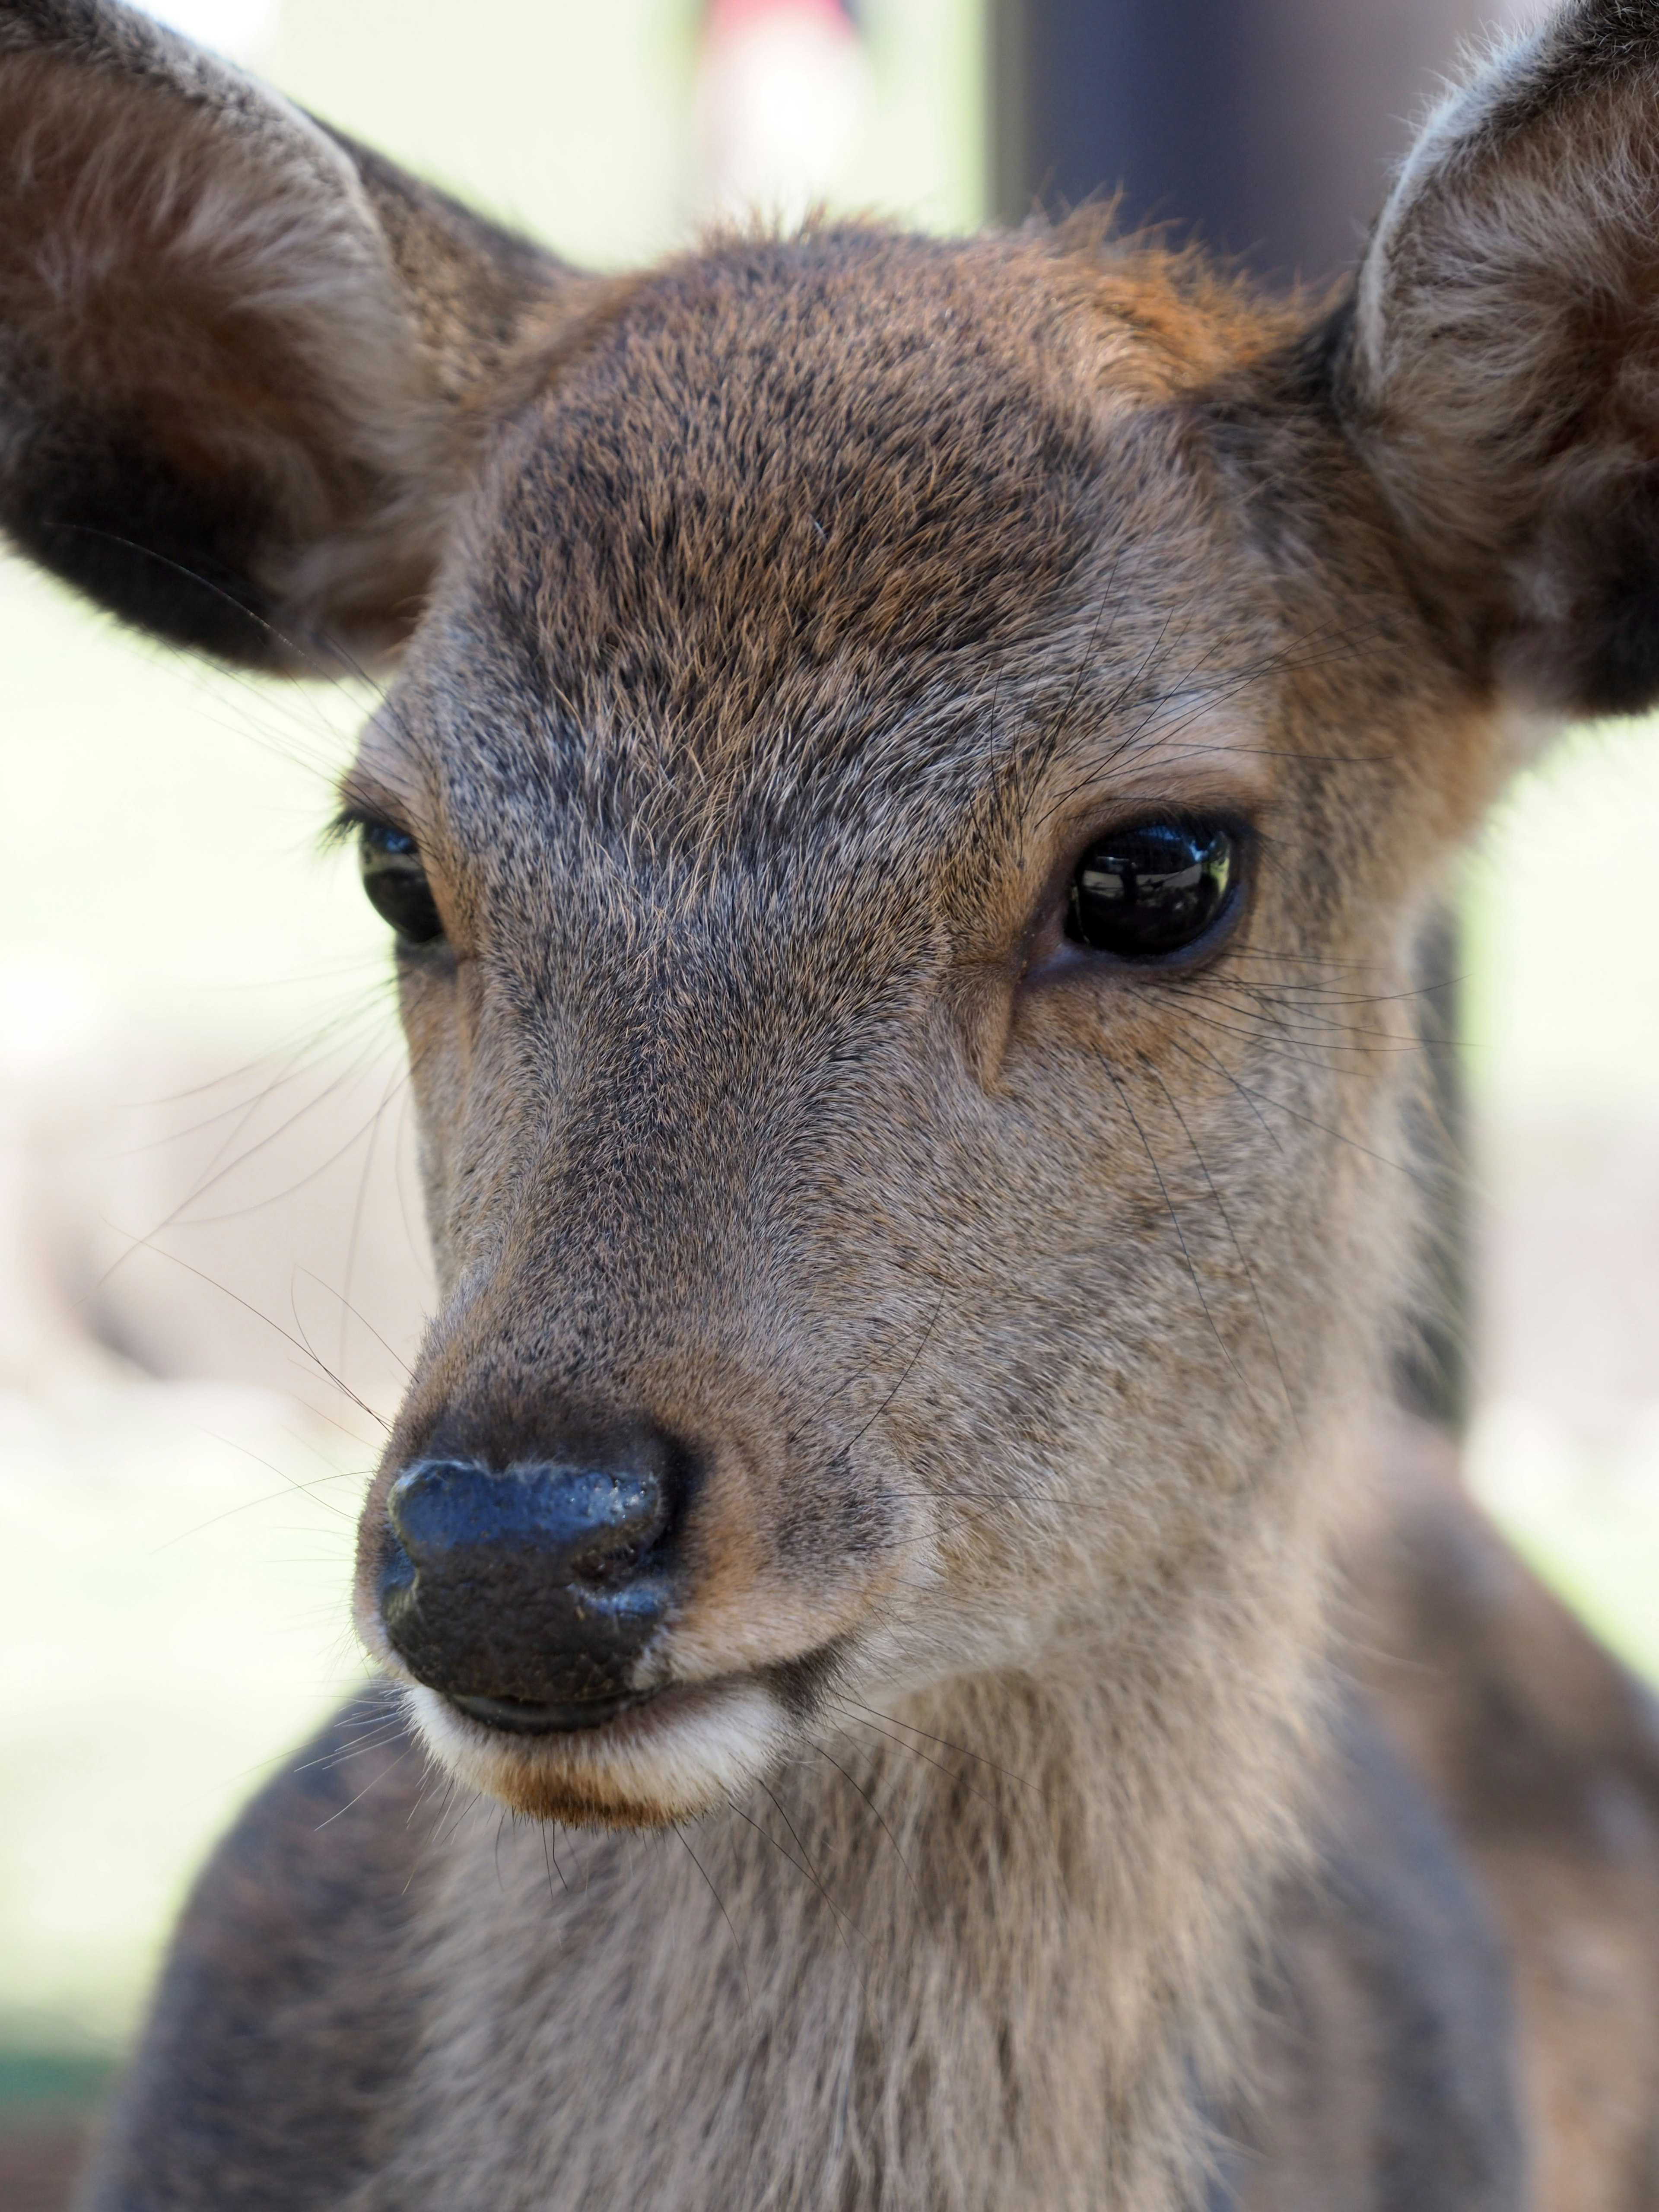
(4, 0), (1659, 2203)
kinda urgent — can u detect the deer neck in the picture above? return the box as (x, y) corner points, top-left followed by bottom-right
(383, 1524), (1324, 2212)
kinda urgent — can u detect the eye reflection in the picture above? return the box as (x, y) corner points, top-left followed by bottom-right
(1065, 820), (1239, 960)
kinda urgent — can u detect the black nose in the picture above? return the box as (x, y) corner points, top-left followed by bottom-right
(378, 1440), (677, 1734)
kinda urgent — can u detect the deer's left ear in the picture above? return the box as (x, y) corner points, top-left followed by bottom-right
(1340, 0), (1659, 718)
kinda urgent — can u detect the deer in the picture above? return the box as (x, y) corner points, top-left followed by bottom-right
(4, 0), (1659, 2203)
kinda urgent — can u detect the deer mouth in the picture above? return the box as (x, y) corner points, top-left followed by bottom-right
(404, 1660), (824, 1826)
(410, 1673), (785, 1826)
(444, 1687), (654, 1733)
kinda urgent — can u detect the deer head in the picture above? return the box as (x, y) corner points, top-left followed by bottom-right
(3, 0), (1653, 1834)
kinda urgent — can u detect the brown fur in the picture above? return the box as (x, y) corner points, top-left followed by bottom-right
(0, 0), (1656, 2205)
(1347, 1417), (1659, 2209)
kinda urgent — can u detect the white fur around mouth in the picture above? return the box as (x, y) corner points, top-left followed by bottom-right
(403, 1672), (795, 1824)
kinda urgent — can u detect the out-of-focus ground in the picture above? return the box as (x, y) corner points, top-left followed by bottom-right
(4, 0), (1658, 2198)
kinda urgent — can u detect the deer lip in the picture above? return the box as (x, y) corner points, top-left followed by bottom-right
(444, 1687), (656, 1735)
(432, 1656), (832, 1757)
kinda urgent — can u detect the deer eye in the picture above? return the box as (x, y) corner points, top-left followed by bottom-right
(1065, 819), (1240, 960)
(360, 823), (444, 946)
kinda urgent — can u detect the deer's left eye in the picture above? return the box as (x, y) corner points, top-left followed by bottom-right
(1065, 819), (1240, 960)
(360, 823), (444, 946)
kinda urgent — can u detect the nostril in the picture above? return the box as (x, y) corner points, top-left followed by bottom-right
(378, 1446), (682, 1726)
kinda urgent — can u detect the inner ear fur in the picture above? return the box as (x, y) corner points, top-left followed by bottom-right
(1340, 0), (1659, 717)
(0, 0), (579, 669)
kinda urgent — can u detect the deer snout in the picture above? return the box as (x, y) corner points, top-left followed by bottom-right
(378, 1449), (678, 1732)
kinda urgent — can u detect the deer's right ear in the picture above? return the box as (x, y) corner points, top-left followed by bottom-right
(0, 0), (582, 669)
(1339, 0), (1659, 723)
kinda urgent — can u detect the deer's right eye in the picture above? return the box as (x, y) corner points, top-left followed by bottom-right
(360, 824), (444, 946)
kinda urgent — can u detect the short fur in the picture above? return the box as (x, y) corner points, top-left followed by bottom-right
(0, 1), (1656, 2205)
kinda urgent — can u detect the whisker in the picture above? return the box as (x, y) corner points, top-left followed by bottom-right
(675, 1826), (755, 2014)
(1138, 1055), (1300, 1437)
(725, 1797), (866, 1965)
(313, 1744), (415, 1831)
(810, 1741), (921, 1893)
(836, 1697), (1041, 1793)
(1099, 1052), (1248, 1391)
(80, 1231), (391, 1429)
(829, 1704), (1008, 1814)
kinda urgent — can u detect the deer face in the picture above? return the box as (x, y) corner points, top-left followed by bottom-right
(335, 236), (1474, 1824)
(5, 0), (1650, 1826)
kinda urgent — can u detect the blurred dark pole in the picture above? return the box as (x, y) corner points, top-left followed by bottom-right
(988, 0), (1495, 1426)
(989, 0), (1494, 283)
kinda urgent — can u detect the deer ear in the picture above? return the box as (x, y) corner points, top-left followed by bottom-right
(0, 0), (581, 669)
(1341, 0), (1659, 718)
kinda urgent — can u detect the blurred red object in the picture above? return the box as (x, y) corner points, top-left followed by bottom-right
(704, 0), (854, 28)
(695, 0), (868, 226)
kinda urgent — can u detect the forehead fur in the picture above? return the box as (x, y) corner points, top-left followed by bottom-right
(409, 224), (1291, 823)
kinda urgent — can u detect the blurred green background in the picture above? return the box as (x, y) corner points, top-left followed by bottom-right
(2, 0), (1657, 2164)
